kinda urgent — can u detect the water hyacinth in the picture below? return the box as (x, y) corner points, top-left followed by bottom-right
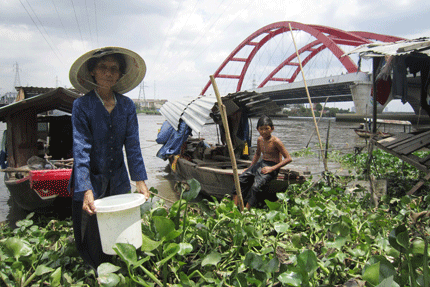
(0, 150), (429, 286)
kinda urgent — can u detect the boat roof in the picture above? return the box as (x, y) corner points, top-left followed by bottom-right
(160, 91), (281, 133)
(344, 37), (430, 58)
(0, 87), (81, 121)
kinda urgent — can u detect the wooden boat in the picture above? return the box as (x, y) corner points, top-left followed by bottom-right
(354, 129), (392, 139)
(158, 91), (306, 200)
(0, 87), (81, 211)
(168, 139), (305, 199)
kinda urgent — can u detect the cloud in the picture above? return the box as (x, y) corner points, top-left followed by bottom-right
(1, 0), (429, 104)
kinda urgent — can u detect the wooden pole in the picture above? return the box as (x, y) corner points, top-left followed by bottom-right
(305, 96), (330, 148)
(372, 57), (382, 134)
(289, 23), (328, 171)
(210, 75), (245, 211)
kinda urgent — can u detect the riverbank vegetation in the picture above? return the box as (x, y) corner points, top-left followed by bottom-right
(136, 107), (161, 115)
(0, 148), (429, 286)
(282, 103), (352, 117)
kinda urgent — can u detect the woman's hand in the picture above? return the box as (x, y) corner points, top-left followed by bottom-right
(82, 190), (96, 215)
(136, 181), (150, 200)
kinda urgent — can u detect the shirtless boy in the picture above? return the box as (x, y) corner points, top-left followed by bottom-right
(233, 115), (292, 209)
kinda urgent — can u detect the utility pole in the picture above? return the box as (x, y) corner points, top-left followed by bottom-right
(138, 81), (149, 109)
(13, 62), (21, 88)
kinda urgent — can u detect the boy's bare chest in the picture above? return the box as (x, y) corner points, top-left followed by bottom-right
(262, 139), (279, 159)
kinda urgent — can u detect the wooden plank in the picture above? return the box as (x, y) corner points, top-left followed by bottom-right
(393, 132), (430, 154)
(407, 172), (430, 195)
(374, 141), (429, 172)
(375, 133), (414, 149)
(419, 154), (430, 164)
(384, 130), (430, 150)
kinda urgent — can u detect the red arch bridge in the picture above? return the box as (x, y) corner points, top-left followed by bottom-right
(200, 21), (419, 114)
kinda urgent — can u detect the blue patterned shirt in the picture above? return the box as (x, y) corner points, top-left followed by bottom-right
(69, 90), (147, 201)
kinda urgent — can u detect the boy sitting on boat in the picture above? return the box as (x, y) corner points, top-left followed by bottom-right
(233, 115), (292, 209)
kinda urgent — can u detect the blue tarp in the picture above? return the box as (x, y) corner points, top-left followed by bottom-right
(156, 120), (192, 160)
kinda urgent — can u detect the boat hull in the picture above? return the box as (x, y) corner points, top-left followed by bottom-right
(169, 156), (299, 199)
(354, 129), (392, 138)
(5, 169), (72, 212)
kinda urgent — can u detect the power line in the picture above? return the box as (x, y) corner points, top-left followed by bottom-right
(70, 0), (85, 48)
(51, 0), (70, 40)
(94, 0), (99, 46)
(154, 0), (184, 66)
(18, 0), (64, 64)
(85, 0), (94, 48)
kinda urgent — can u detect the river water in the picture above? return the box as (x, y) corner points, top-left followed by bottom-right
(0, 114), (410, 225)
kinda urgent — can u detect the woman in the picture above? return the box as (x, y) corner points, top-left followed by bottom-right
(68, 47), (150, 270)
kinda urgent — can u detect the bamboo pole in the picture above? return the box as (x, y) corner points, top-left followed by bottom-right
(305, 96), (330, 148)
(210, 75), (245, 212)
(289, 23), (328, 172)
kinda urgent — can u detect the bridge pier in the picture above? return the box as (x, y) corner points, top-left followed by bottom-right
(350, 82), (388, 115)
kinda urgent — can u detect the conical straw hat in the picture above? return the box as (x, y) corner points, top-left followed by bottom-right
(69, 47), (146, 94)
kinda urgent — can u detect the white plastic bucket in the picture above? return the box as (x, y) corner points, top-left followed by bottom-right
(94, 193), (146, 255)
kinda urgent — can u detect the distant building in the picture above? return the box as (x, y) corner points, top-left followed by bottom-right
(0, 91), (18, 106)
(132, 99), (167, 109)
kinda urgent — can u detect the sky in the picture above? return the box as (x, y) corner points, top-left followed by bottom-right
(1, 0), (430, 112)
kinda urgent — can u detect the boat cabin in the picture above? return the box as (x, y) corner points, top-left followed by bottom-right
(0, 87), (81, 168)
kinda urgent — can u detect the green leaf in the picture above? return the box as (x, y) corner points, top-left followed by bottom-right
(396, 231), (410, 253)
(326, 236), (348, 250)
(297, 250), (318, 274)
(4, 238), (32, 260)
(363, 261), (380, 286)
(411, 238), (427, 255)
(178, 243), (193, 256)
(265, 200), (282, 211)
(274, 222), (289, 234)
(388, 225), (408, 253)
(153, 216), (176, 240)
(244, 252), (264, 271)
(157, 243), (180, 266)
(202, 251), (221, 267)
(113, 243), (137, 267)
(141, 234), (162, 252)
(151, 207), (168, 217)
(50, 267), (62, 287)
(182, 179), (201, 201)
(375, 275), (400, 287)
(35, 265), (54, 276)
(266, 257), (279, 273)
(179, 271), (193, 285)
(168, 199), (187, 218)
(97, 262), (121, 276)
(278, 271), (303, 286)
(98, 273), (121, 287)
(364, 256), (396, 286)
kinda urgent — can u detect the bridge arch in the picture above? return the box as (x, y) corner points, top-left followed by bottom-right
(200, 21), (404, 95)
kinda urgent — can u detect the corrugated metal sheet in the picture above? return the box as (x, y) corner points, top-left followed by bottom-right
(181, 96), (217, 134)
(160, 91), (281, 134)
(160, 95), (217, 134)
(159, 97), (192, 131)
(345, 38), (430, 58)
(224, 90), (281, 117)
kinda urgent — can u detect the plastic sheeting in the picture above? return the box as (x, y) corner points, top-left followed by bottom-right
(156, 121), (192, 160)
